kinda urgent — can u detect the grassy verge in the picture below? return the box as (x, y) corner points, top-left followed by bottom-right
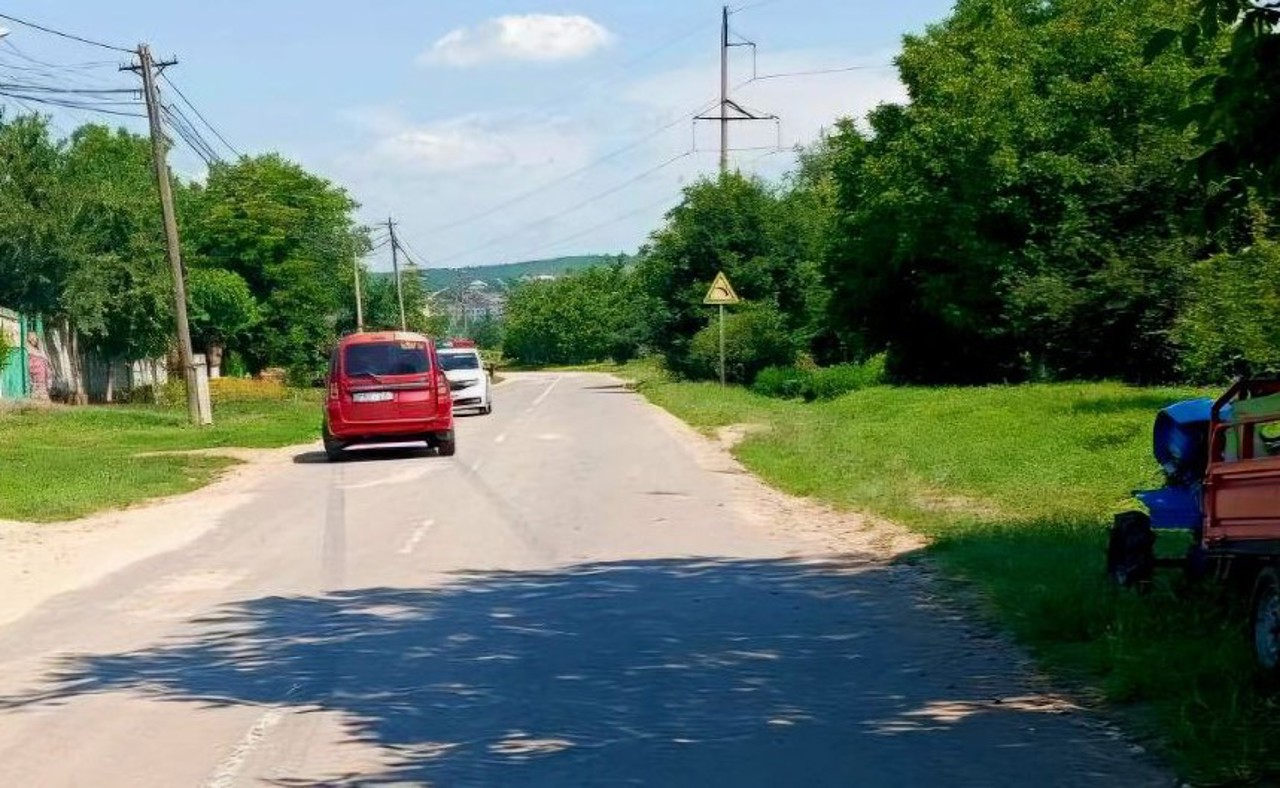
(603, 359), (1276, 784)
(0, 386), (321, 523)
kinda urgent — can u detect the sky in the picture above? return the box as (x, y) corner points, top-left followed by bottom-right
(0, 0), (954, 270)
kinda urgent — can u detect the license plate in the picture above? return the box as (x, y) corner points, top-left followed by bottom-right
(352, 391), (393, 403)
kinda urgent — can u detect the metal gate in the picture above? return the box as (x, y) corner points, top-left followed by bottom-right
(0, 308), (31, 400)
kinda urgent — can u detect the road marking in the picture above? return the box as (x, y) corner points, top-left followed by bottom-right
(398, 519), (435, 555)
(204, 708), (284, 788)
(526, 377), (561, 413)
(471, 459), (484, 473)
(495, 432), (507, 444)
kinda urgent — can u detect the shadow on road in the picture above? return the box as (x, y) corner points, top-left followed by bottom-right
(0, 558), (1152, 786)
(293, 446), (439, 465)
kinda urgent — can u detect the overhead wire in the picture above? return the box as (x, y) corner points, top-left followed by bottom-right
(0, 12), (133, 53)
(432, 149), (699, 267)
(0, 89), (144, 117)
(502, 190), (684, 264)
(160, 73), (241, 158)
(420, 95), (719, 240)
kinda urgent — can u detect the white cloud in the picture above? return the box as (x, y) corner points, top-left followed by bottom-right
(338, 110), (591, 176)
(420, 14), (613, 68)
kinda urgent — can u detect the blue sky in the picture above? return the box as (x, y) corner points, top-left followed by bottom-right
(0, 1), (953, 269)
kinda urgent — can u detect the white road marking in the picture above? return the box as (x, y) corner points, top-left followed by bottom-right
(398, 519), (435, 555)
(204, 708), (284, 788)
(495, 433), (507, 444)
(526, 377), (561, 413)
(471, 459), (484, 473)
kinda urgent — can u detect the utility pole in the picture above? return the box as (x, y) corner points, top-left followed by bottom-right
(719, 5), (730, 175)
(697, 6), (778, 176)
(126, 45), (210, 425)
(387, 218), (407, 330)
(353, 257), (365, 332)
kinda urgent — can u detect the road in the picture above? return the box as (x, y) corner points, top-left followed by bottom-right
(0, 373), (1168, 787)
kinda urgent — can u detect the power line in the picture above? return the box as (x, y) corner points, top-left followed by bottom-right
(422, 95), (719, 237)
(752, 64), (893, 81)
(0, 12), (132, 53)
(160, 73), (241, 158)
(0, 90), (145, 117)
(0, 80), (137, 95)
(433, 149), (698, 267)
(504, 190), (684, 264)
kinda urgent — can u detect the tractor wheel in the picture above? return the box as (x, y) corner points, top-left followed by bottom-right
(1252, 568), (1280, 674)
(1107, 510), (1155, 588)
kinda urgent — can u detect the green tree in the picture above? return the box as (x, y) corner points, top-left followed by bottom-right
(503, 265), (649, 366)
(823, 0), (1211, 383)
(58, 125), (173, 369)
(0, 114), (71, 315)
(185, 155), (367, 379)
(187, 268), (259, 361)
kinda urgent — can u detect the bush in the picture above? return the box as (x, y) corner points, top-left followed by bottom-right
(1175, 239), (1280, 382)
(752, 354), (888, 401)
(688, 303), (796, 384)
(752, 365), (809, 399)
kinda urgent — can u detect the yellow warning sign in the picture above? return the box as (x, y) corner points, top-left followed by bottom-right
(703, 271), (740, 305)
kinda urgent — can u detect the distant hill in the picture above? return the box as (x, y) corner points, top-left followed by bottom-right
(418, 255), (623, 292)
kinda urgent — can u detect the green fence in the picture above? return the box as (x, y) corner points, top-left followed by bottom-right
(0, 309), (33, 400)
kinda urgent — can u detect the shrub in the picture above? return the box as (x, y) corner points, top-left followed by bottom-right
(1175, 239), (1280, 382)
(688, 303), (796, 384)
(752, 354), (888, 401)
(752, 366), (809, 399)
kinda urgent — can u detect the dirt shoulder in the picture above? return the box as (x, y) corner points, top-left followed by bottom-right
(0, 445), (307, 628)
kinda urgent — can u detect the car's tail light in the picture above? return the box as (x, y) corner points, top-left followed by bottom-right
(435, 371), (451, 407)
(328, 381), (339, 401)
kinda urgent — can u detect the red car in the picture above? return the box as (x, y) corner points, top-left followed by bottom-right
(322, 332), (455, 461)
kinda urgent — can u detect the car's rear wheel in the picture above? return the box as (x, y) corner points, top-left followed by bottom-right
(437, 438), (457, 457)
(322, 424), (346, 462)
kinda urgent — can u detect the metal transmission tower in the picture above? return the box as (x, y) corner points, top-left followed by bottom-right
(696, 5), (778, 174)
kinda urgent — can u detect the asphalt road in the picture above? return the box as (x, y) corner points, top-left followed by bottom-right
(0, 373), (1170, 787)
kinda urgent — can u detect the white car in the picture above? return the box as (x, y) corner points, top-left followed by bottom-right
(437, 347), (492, 415)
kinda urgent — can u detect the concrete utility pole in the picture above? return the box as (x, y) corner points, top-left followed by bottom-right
(719, 5), (730, 174)
(128, 45), (210, 425)
(697, 6), (778, 176)
(387, 218), (407, 331)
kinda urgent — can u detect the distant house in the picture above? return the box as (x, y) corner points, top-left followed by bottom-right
(446, 281), (506, 329)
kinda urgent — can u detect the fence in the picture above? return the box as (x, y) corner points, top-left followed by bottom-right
(0, 308), (168, 403)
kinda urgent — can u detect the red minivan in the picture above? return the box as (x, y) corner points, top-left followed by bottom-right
(322, 332), (455, 461)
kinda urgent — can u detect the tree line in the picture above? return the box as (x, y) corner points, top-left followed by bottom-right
(0, 114), (435, 390)
(503, 0), (1280, 386)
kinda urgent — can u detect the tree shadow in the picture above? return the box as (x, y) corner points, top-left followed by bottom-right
(1070, 392), (1191, 416)
(0, 558), (1159, 786)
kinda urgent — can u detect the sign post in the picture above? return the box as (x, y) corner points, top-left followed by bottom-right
(703, 271), (740, 386)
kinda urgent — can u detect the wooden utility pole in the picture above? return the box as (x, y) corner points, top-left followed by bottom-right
(129, 45), (208, 425)
(387, 218), (407, 330)
(353, 257), (365, 331)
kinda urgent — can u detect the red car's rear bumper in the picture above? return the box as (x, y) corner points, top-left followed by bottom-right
(326, 405), (453, 443)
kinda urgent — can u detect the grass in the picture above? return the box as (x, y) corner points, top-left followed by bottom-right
(0, 387), (321, 523)
(603, 359), (1280, 784)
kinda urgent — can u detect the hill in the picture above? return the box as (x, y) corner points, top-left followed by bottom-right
(418, 255), (622, 292)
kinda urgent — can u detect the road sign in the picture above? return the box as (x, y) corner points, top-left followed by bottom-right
(704, 271), (740, 305)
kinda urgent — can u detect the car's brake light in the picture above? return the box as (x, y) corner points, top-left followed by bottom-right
(328, 381), (339, 400)
(435, 371), (450, 407)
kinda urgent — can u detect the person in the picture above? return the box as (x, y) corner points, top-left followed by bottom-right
(26, 331), (51, 402)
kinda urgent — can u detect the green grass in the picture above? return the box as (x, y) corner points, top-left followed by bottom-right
(0, 392), (321, 523)
(605, 359), (1280, 784)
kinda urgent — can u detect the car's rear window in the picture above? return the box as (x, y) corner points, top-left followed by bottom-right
(344, 341), (431, 377)
(439, 352), (481, 371)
